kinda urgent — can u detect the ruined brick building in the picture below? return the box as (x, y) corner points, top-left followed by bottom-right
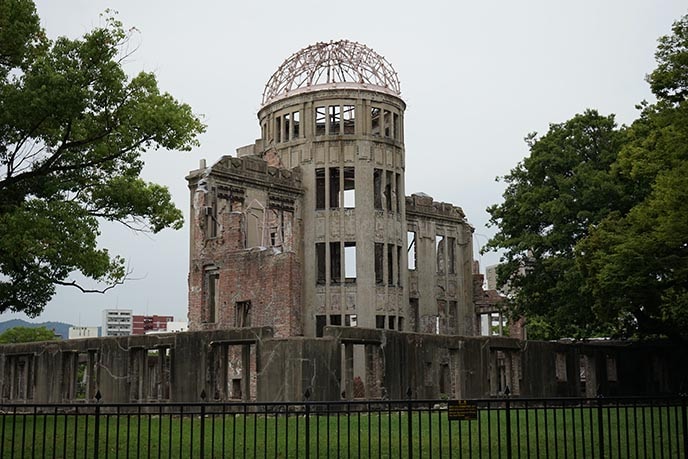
(187, 40), (476, 340)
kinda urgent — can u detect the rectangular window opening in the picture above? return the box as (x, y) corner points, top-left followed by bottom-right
(329, 167), (340, 209)
(292, 111), (300, 139)
(436, 235), (446, 274)
(315, 315), (326, 337)
(374, 243), (384, 285)
(343, 105), (355, 134)
(395, 173), (401, 212)
(315, 106), (327, 136)
(235, 300), (251, 327)
(345, 314), (357, 327)
(344, 242), (356, 282)
(330, 242), (341, 284)
(343, 167), (355, 208)
(383, 110), (391, 137)
(375, 315), (385, 329)
(316, 243), (326, 285)
(275, 116), (282, 143)
(330, 315), (342, 326)
(373, 169), (383, 210)
(398, 317), (405, 332)
(329, 105), (341, 135)
(385, 171), (393, 211)
(393, 113), (400, 139)
(387, 244), (394, 286)
(371, 107), (381, 136)
(206, 270), (219, 323)
(315, 168), (326, 210)
(407, 231), (417, 270)
(283, 113), (290, 142)
(389, 316), (396, 330)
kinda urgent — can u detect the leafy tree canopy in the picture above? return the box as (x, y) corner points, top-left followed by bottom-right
(0, 325), (58, 343)
(486, 14), (688, 341)
(0, 0), (205, 316)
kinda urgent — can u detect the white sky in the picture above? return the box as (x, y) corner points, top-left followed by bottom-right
(5, 0), (686, 326)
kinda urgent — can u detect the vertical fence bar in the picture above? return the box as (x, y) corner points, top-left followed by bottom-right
(199, 391), (206, 459)
(406, 388), (413, 459)
(304, 389), (311, 459)
(682, 395), (688, 459)
(505, 396), (513, 459)
(93, 392), (101, 459)
(596, 396), (604, 459)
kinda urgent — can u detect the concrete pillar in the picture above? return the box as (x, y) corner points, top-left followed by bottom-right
(344, 343), (354, 400)
(241, 344), (251, 401)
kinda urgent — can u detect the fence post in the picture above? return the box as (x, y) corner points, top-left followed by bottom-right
(407, 387), (413, 459)
(682, 393), (688, 458)
(93, 390), (102, 459)
(504, 386), (512, 459)
(304, 387), (311, 459)
(200, 390), (207, 459)
(596, 394), (604, 459)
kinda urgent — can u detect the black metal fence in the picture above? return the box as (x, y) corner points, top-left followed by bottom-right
(1, 394), (686, 458)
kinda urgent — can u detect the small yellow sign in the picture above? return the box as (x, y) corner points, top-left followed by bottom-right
(447, 400), (478, 421)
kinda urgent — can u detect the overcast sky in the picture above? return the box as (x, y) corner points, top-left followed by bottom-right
(5, 0), (685, 327)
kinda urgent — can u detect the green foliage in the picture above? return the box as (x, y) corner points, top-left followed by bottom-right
(485, 110), (625, 339)
(0, 1), (205, 316)
(0, 325), (57, 343)
(486, 14), (688, 340)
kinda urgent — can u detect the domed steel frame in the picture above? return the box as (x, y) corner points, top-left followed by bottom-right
(262, 40), (401, 106)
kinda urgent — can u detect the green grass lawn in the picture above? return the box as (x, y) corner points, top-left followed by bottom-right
(1, 404), (684, 458)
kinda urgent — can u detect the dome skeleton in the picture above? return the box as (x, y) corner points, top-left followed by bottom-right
(262, 40), (401, 106)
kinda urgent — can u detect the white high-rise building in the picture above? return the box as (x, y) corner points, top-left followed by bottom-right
(102, 309), (133, 336)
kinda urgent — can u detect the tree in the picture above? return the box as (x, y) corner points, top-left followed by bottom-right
(0, 325), (58, 343)
(484, 110), (626, 339)
(576, 16), (688, 340)
(0, 0), (205, 316)
(486, 14), (688, 340)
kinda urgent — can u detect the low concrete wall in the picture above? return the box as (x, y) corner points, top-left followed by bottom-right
(1, 327), (686, 403)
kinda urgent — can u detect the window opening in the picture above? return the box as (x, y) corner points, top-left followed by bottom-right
(330, 242), (341, 284)
(385, 171), (393, 211)
(231, 379), (242, 399)
(329, 105), (341, 134)
(315, 106), (327, 135)
(206, 190), (218, 238)
(292, 111), (300, 139)
(236, 300), (251, 327)
(343, 105), (355, 134)
(410, 298), (419, 332)
(283, 113), (290, 142)
(206, 270), (219, 323)
(375, 315), (385, 329)
(373, 169), (383, 210)
(398, 317), (405, 331)
(393, 113), (399, 139)
(316, 315), (326, 337)
(407, 231), (417, 270)
(371, 107), (381, 136)
(345, 314), (357, 327)
(374, 243), (384, 284)
(383, 110), (391, 137)
(389, 316), (396, 330)
(436, 235), (446, 274)
(329, 168), (340, 209)
(316, 243), (326, 285)
(387, 244), (394, 286)
(275, 116), (282, 143)
(330, 315), (342, 326)
(315, 168), (326, 210)
(343, 167), (355, 208)
(344, 242), (356, 282)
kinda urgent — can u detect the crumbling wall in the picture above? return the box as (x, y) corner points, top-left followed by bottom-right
(406, 193), (475, 336)
(187, 155), (304, 336)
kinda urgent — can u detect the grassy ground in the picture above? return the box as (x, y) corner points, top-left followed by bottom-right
(1, 405), (684, 458)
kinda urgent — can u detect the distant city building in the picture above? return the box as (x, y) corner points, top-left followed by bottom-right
(68, 326), (99, 339)
(165, 321), (188, 333)
(102, 309), (133, 336)
(132, 315), (174, 335)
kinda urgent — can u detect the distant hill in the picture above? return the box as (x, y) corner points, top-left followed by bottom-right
(0, 319), (73, 339)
